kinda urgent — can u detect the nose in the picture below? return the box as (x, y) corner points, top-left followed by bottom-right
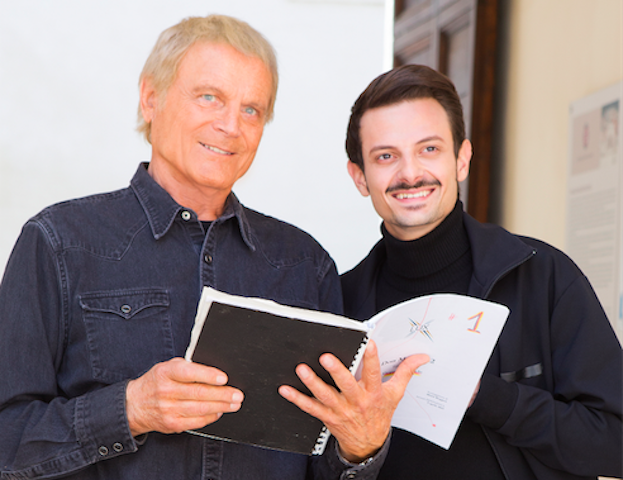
(396, 155), (425, 185)
(213, 105), (241, 137)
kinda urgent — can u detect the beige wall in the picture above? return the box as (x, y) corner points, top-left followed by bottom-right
(496, 0), (622, 250)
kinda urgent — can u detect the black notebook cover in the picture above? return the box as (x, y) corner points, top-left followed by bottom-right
(187, 297), (369, 455)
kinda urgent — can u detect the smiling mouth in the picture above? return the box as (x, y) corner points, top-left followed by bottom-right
(395, 190), (431, 200)
(388, 180), (440, 200)
(199, 142), (234, 155)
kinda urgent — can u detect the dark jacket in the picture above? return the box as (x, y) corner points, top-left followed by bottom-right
(341, 213), (623, 480)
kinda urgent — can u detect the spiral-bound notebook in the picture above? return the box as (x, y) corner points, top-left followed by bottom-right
(185, 288), (511, 453)
(184, 287), (370, 455)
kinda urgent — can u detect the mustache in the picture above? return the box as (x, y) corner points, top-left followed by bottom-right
(386, 179), (441, 194)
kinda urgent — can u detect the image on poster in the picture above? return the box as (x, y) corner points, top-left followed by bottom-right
(567, 81), (623, 341)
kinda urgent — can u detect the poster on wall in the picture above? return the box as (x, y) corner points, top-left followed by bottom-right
(567, 80), (623, 341)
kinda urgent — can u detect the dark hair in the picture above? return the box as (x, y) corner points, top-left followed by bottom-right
(345, 64), (465, 169)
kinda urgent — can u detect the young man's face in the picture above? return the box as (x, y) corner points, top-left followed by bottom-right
(348, 98), (471, 241)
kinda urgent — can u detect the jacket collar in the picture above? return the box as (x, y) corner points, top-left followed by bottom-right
(130, 163), (256, 251)
(342, 211), (535, 320)
(462, 214), (535, 298)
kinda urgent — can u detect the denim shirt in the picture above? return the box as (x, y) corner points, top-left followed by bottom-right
(0, 164), (386, 480)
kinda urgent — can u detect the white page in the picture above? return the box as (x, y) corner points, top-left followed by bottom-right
(358, 294), (509, 449)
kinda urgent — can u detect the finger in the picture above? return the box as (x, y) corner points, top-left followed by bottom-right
(177, 412), (224, 432)
(145, 411), (227, 435)
(164, 357), (229, 386)
(385, 354), (430, 400)
(318, 354), (360, 398)
(468, 380), (481, 407)
(126, 385), (239, 436)
(295, 363), (342, 409)
(358, 340), (382, 391)
(278, 384), (322, 415)
(151, 400), (236, 434)
(147, 361), (244, 404)
(178, 382), (244, 405)
(176, 398), (243, 418)
(278, 384), (338, 427)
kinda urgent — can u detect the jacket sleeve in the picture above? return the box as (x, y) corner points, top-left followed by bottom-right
(469, 274), (622, 478)
(308, 436), (389, 480)
(0, 222), (139, 479)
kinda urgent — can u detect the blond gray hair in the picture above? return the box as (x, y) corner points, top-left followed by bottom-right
(137, 14), (279, 143)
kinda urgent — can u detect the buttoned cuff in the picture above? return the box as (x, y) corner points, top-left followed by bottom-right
(75, 380), (140, 463)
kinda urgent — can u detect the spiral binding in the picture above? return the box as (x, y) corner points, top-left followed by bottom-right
(311, 333), (371, 455)
(312, 426), (331, 455)
(349, 334), (371, 374)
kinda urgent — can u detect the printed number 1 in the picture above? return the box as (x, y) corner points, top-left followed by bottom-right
(467, 312), (484, 333)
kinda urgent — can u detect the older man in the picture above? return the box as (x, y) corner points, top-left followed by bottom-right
(0, 15), (425, 480)
(341, 64), (622, 479)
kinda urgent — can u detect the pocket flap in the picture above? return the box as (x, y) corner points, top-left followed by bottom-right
(79, 289), (170, 320)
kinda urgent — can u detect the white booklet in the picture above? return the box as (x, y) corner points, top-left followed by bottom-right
(356, 294), (509, 449)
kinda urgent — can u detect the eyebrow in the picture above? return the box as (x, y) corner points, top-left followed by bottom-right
(369, 145), (395, 155)
(416, 135), (445, 145)
(192, 84), (224, 96)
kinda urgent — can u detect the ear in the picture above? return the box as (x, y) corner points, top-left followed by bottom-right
(347, 161), (370, 197)
(456, 139), (472, 182)
(139, 78), (158, 124)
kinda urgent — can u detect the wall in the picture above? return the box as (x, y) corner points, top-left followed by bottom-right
(0, 0), (387, 276)
(5, 1), (620, 274)
(493, 0), (623, 250)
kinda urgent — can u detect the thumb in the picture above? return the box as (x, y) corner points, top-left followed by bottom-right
(385, 354), (430, 401)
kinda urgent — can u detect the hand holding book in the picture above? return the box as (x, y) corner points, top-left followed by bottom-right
(185, 288), (509, 453)
(125, 357), (244, 437)
(279, 339), (429, 463)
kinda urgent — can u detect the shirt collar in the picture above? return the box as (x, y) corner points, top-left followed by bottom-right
(130, 163), (256, 251)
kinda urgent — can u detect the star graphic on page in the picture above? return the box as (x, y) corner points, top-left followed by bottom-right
(407, 318), (434, 341)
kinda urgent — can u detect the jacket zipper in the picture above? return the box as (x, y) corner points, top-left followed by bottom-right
(480, 248), (537, 480)
(482, 249), (537, 300)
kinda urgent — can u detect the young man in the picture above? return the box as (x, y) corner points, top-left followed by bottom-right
(342, 64), (622, 480)
(0, 16), (426, 480)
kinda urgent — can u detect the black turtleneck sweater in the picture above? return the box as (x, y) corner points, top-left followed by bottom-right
(375, 201), (505, 480)
(376, 200), (473, 312)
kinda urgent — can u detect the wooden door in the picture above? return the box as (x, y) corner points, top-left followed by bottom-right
(394, 0), (498, 222)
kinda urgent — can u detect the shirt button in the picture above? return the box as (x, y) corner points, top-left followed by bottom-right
(98, 445), (109, 456)
(113, 442), (124, 453)
(345, 473), (356, 479)
(204, 254), (213, 264)
(181, 211), (191, 221)
(120, 304), (132, 314)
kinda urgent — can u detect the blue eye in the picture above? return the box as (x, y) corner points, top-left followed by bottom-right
(244, 106), (258, 116)
(378, 153), (392, 160)
(203, 94), (216, 102)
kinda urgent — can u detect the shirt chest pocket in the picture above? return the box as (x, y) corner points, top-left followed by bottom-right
(79, 289), (174, 384)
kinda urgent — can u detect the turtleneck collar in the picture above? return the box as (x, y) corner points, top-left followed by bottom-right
(382, 200), (469, 280)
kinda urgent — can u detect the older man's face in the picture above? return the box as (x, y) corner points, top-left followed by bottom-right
(141, 42), (272, 215)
